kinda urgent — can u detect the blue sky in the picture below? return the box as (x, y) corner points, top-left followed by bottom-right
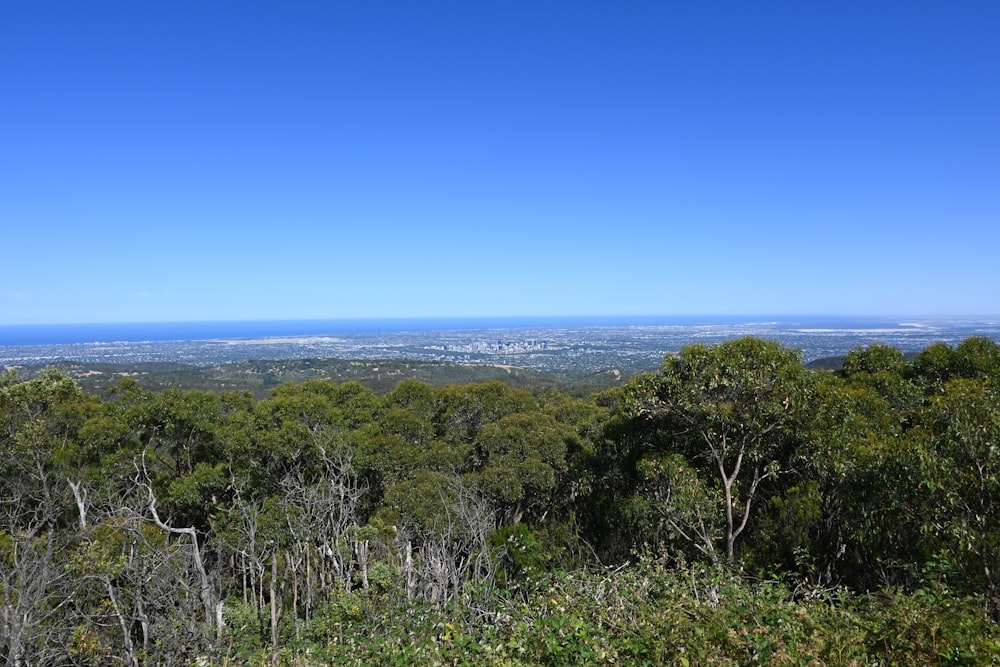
(2, 2), (998, 325)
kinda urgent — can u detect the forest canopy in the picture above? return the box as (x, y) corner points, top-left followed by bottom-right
(2, 336), (1000, 665)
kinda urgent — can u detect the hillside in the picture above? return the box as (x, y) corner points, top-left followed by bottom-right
(8, 357), (630, 397)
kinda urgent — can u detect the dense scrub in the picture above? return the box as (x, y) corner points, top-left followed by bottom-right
(2, 336), (999, 665)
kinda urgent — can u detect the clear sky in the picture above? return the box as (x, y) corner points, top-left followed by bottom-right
(2, 2), (998, 325)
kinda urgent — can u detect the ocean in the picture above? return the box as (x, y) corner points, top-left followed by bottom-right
(4, 315), (995, 346)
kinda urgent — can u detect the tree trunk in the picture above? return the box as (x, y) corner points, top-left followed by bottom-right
(270, 550), (281, 667)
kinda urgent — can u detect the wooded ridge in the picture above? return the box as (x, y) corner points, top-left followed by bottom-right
(3, 335), (999, 665)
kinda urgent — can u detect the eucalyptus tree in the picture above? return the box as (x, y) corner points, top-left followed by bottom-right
(625, 337), (812, 563)
(770, 371), (923, 588)
(839, 343), (920, 416)
(911, 341), (962, 394)
(467, 412), (573, 526)
(911, 336), (1000, 394)
(383, 378), (438, 421)
(0, 368), (96, 664)
(954, 336), (1000, 383)
(380, 471), (498, 610)
(915, 378), (1000, 602)
(433, 380), (536, 444)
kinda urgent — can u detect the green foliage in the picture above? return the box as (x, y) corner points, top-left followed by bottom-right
(633, 451), (722, 561)
(491, 523), (547, 582)
(752, 480), (824, 576)
(380, 470), (459, 535)
(841, 343), (921, 413)
(469, 412), (572, 525)
(915, 378), (1000, 599)
(277, 559), (1000, 667)
(222, 599), (269, 660)
(624, 337), (811, 562)
(164, 461), (227, 527)
(955, 336), (1000, 383)
(842, 342), (909, 377)
(434, 380), (536, 444)
(5, 339), (1000, 665)
(911, 337), (1000, 393)
(383, 378), (438, 420)
(861, 584), (1000, 666)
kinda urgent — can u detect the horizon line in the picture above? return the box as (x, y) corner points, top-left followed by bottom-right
(5, 313), (1000, 328)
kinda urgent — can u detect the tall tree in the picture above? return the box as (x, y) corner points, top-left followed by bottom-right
(468, 412), (572, 525)
(0, 369), (96, 664)
(917, 378), (1000, 603)
(626, 337), (811, 563)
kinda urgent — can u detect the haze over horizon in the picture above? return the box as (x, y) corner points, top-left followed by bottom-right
(3, 2), (998, 326)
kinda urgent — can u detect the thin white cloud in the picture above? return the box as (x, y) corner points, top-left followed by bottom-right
(2, 291), (30, 300)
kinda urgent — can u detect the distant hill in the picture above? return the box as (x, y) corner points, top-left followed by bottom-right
(806, 356), (845, 371)
(6, 358), (629, 397)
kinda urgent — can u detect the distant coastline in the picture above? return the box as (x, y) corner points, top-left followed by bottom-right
(2, 315), (996, 347)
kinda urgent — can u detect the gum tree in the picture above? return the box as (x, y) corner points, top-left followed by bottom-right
(627, 337), (811, 563)
(917, 378), (1000, 602)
